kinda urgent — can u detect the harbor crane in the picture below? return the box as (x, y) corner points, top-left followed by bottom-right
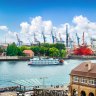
(76, 33), (80, 46)
(51, 30), (55, 44)
(54, 32), (58, 43)
(27, 38), (33, 46)
(82, 32), (85, 45)
(16, 34), (23, 46)
(87, 31), (93, 46)
(34, 33), (40, 43)
(68, 34), (73, 48)
(57, 33), (65, 44)
(59, 33), (63, 41)
(66, 25), (69, 47)
(42, 31), (46, 43)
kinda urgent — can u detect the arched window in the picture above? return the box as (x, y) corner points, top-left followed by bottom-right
(81, 91), (86, 96)
(89, 92), (94, 96)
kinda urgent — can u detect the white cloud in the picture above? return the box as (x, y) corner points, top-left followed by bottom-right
(20, 22), (30, 34)
(20, 16), (53, 43)
(0, 26), (8, 31)
(1, 15), (96, 45)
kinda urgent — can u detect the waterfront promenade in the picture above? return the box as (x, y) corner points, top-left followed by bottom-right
(0, 85), (70, 96)
(0, 56), (30, 61)
(0, 92), (17, 96)
(0, 55), (96, 61)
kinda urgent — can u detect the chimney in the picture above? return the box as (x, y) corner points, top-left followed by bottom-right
(87, 61), (92, 71)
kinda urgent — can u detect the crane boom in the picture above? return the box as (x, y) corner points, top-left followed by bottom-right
(16, 34), (20, 42)
(59, 33), (62, 41)
(34, 33), (38, 42)
(76, 33), (80, 46)
(66, 25), (69, 47)
(42, 31), (46, 43)
(82, 32), (85, 45)
(51, 31), (55, 44)
(68, 34), (73, 48)
(16, 34), (23, 46)
(54, 32), (58, 43)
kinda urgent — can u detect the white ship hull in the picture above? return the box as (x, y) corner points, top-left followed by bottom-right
(28, 58), (64, 66)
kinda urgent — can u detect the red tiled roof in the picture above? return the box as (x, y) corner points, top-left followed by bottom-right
(23, 50), (34, 54)
(71, 62), (96, 78)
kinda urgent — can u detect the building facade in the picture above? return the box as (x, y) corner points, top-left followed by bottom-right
(70, 61), (96, 96)
(23, 50), (34, 57)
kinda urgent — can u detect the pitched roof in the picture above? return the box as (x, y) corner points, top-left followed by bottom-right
(71, 62), (96, 78)
(23, 50), (34, 54)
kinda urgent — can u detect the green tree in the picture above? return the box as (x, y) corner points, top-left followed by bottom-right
(39, 46), (45, 56)
(54, 43), (66, 50)
(60, 49), (67, 58)
(0, 47), (4, 53)
(17, 48), (24, 56)
(41, 43), (50, 47)
(30, 46), (40, 55)
(49, 47), (59, 57)
(6, 43), (19, 56)
(19, 46), (30, 51)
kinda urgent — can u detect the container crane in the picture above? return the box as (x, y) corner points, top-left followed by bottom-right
(28, 38), (33, 46)
(42, 31), (46, 43)
(68, 34), (73, 48)
(88, 32), (96, 50)
(16, 34), (23, 46)
(34, 33), (40, 44)
(54, 32), (58, 43)
(51, 31), (55, 44)
(59, 33), (63, 41)
(76, 33), (80, 46)
(82, 32), (85, 45)
(34, 33), (38, 42)
(66, 25), (69, 47)
(57, 33), (65, 44)
(87, 32), (93, 47)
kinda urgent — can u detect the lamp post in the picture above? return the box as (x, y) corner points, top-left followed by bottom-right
(40, 77), (48, 88)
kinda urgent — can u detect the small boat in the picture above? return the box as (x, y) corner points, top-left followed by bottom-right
(28, 57), (64, 66)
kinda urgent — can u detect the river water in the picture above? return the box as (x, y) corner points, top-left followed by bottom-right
(0, 59), (96, 88)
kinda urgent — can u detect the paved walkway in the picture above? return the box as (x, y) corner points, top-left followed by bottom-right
(0, 92), (17, 96)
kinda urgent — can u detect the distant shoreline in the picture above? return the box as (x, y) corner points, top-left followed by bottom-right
(0, 56), (96, 61)
(0, 56), (30, 61)
(67, 55), (96, 60)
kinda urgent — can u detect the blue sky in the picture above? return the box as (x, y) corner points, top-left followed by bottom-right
(0, 0), (96, 43)
(0, 0), (96, 31)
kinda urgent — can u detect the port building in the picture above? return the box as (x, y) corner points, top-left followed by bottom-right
(69, 61), (96, 96)
(23, 50), (34, 57)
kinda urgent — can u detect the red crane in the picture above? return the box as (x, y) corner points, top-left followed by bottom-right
(73, 32), (94, 55)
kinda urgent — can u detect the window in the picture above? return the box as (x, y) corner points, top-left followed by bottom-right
(89, 79), (96, 85)
(80, 77), (87, 84)
(73, 76), (79, 82)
